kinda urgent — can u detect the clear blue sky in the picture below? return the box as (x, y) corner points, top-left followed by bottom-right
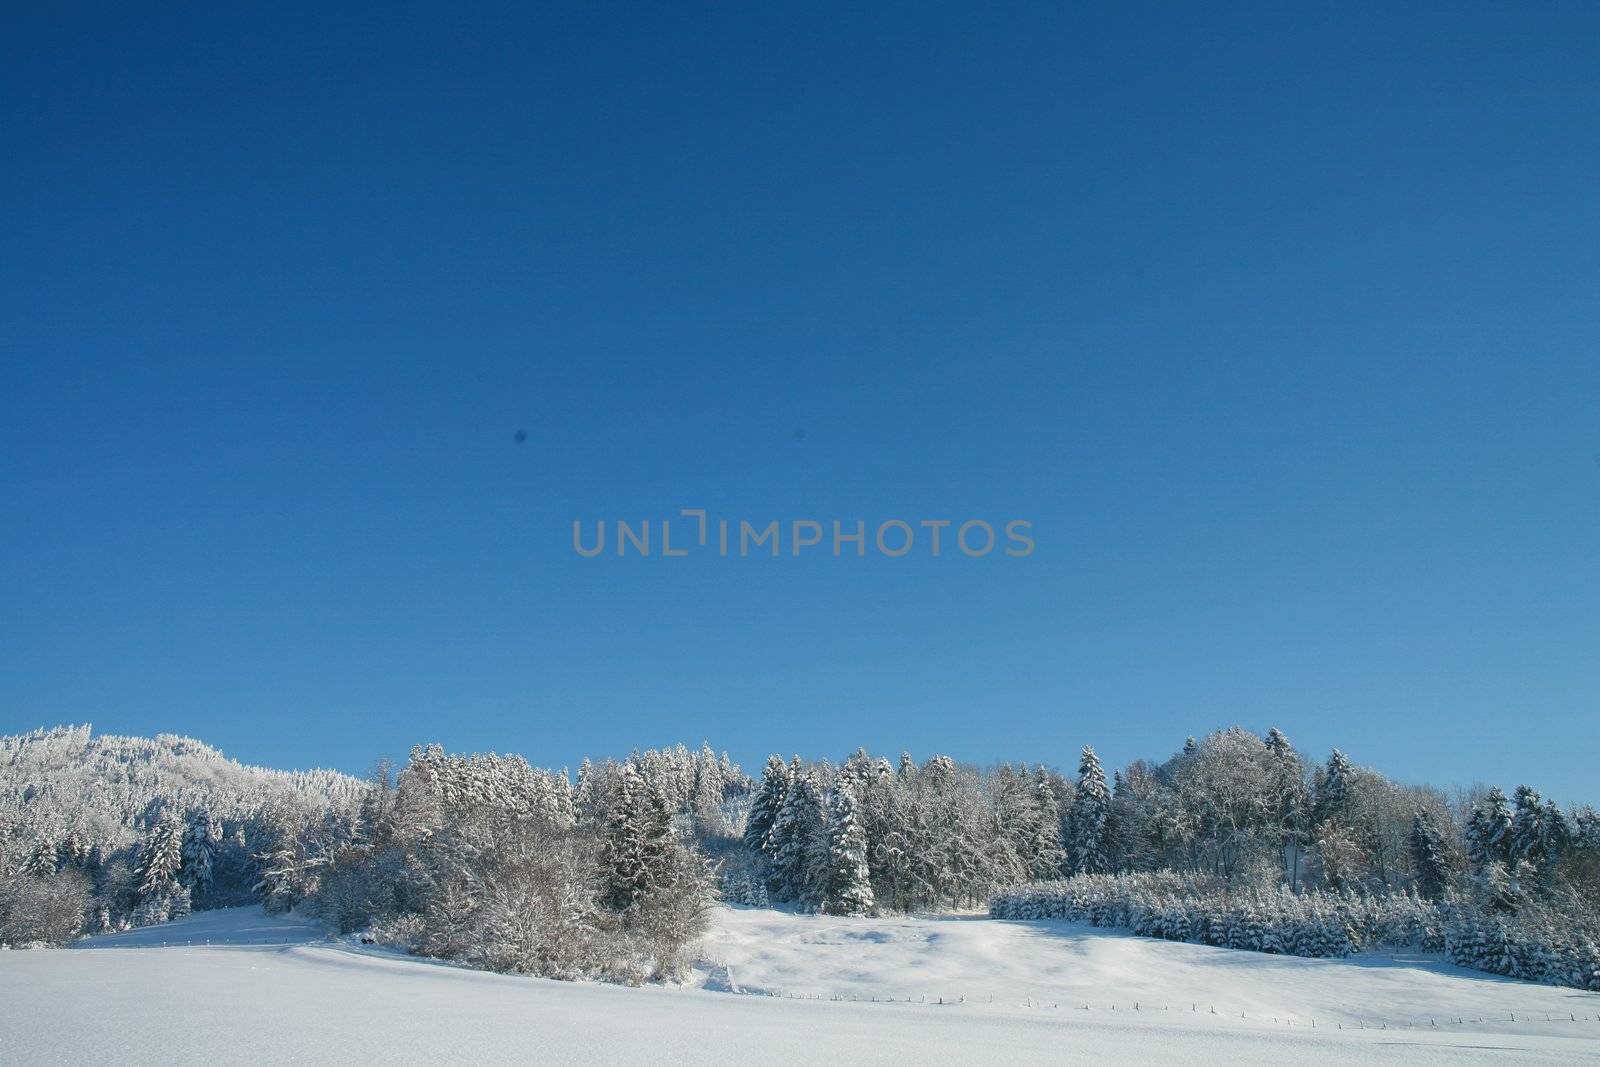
(3, 3), (1596, 802)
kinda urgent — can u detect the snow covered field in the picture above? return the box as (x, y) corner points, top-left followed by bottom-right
(2, 906), (1596, 1065)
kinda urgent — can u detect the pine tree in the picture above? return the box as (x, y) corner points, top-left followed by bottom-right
(1068, 746), (1112, 875)
(690, 743), (725, 831)
(1539, 799), (1571, 866)
(132, 814), (191, 924)
(767, 767), (823, 902)
(1466, 804), (1493, 868)
(743, 755), (789, 855)
(573, 757), (599, 819)
(22, 836), (58, 877)
(137, 816), (184, 899)
(181, 812), (220, 902)
(1031, 768), (1067, 879)
(1410, 808), (1450, 900)
(1467, 786), (1514, 868)
(55, 830), (91, 873)
(1315, 749), (1353, 826)
(1508, 786), (1572, 876)
(1509, 785), (1549, 870)
(838, 748), (880, 795)
(1474, 859), (1523, 913)
(818, 787), (875, 915)
(552, 768), (576, 826)
(600, 761), (672, 916)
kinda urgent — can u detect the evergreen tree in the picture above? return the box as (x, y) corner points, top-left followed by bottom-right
(838, 748), (878, 795)
(743, 755), (789, 855)
(1466, 786), (1514, 868)
(767, 767), (823, 902)
(818, 786), (874, 915)
(1068, 746), (1112, 875)
(573, 757), (599, 819)
(131, 814), (191, 924)
(55, 830), (91, 873)
(136, 816), (184, 899)
(1539, 799), (1572, 865)
(1031, 768), (1067, 879)
(1466, 804), (1493, 868)
(1410, 808), (1451, 900)
(1473, 859), (1525, 913)
(181, 812), (220, 902)
(22, 836), (58, 877)
(600, 761), (672, 915)
(1509, 786), (1571, 874)
(1511, 785), (1543, 867)
(1315, 749), (1353, 826)
(689, 743), (725, 831)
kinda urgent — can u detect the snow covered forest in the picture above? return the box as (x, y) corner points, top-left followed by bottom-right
(2, 724), (1596, 992)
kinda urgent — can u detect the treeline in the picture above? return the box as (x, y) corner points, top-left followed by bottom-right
(739, 728), (1598, 917)
(0, 731), (745, 963)
(733, 727), (1600, 990)
(3, 724), (1598, 994)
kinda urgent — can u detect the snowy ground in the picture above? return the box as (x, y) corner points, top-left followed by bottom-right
(1, 906), (1595, 1065)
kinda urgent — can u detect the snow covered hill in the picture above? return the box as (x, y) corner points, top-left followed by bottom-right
(0, 724), (365, 848)
(703, 907), (1600, 1037)
(2, 905), (1596, 1065)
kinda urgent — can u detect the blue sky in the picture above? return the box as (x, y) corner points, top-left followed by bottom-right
(3, 3), (1597, 801)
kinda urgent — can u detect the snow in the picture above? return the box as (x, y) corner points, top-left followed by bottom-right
(705, 908), (1600, 1038)
(2, 905), (1596, 1064)
(64, 906), (325, 948)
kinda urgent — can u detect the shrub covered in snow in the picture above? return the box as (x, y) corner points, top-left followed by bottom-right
(0, 870), (93, 946)
(1442, 901), (1600, 990)
(991, 872), (1600, 990)
(719, 870), (770, 907)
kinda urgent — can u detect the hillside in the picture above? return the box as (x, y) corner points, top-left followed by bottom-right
(0, 725), (365, 846)
(2, 905), (1594, 1064)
